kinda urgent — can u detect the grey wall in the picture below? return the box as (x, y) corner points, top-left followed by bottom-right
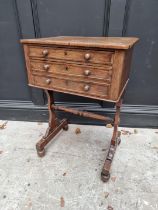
(124, 0), (158, 105)
(0, 0), (31, 100)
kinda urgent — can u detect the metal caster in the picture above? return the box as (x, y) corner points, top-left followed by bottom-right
(37, 148), (45, 157)
(63, 124), (69, 131)
(101, 171), (110, 182)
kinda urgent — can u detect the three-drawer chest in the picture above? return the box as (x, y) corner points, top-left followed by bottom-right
(21, 36), (139, 182)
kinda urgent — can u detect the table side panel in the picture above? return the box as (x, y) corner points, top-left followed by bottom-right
(23, 45), (33, 84)
(109, 50), (127, 101)
(120, 48), (133, 92)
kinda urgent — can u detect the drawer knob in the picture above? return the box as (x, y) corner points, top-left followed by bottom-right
(65, 66), (69, 71)
(43, 64), (50, 70)
(45, 79), (51, 84)
(42, 49), (49, 56)
(84, 70), (91, 76)
(84, 53), (91, 60)
(84, 85), (90, 91)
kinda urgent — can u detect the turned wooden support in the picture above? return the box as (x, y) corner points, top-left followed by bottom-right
(111, 99), (122, 146)
(52, 105), (113, 123)
(101, 98), (122, 182)
(45, 90), (58, 130)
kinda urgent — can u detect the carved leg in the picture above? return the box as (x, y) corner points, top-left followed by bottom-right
(36, 90), (68, 157)
(101, 99), (122, 182)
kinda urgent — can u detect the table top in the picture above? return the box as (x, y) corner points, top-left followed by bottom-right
(21, 36), (139, 50)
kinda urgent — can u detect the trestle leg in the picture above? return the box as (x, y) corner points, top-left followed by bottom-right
(101, 99), (122, 182)
(36, 90), (68, 157)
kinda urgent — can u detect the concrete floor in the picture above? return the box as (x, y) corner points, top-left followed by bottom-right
(0, 120), (158, 210)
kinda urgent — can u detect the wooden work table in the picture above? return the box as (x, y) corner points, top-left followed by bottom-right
(21, 36), (139, 182)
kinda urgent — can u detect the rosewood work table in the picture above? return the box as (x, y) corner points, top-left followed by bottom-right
(21, 36), (139, 182)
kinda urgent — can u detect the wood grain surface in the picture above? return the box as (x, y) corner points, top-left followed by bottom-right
(21, 36), (138, 102)
(21, 36), (139, 50)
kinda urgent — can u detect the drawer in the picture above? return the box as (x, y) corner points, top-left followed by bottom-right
(29, 46), (114, 65)
(31, 75), (108, 99)
(30, 61), (112, 82)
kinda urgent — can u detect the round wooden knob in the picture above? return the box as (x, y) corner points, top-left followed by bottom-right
(84, 70), (91, 76)
(45, 79), (51, 84)
(65, 66), (69, 71)
(43, 64), (50, 70)
(42, 49), (49, 56)
(84, 84), (90, 91)
(64, 51), (68, 55)
(84, 53), (91, 60)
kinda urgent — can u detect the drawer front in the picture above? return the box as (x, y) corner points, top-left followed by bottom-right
(29, 46), (114, 65)
(32, 75), (108, 98)
(30, 61), (112, 82)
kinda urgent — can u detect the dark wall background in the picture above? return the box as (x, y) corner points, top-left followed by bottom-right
(0, 0), (31, 101)
(0, 0), (158, 127)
